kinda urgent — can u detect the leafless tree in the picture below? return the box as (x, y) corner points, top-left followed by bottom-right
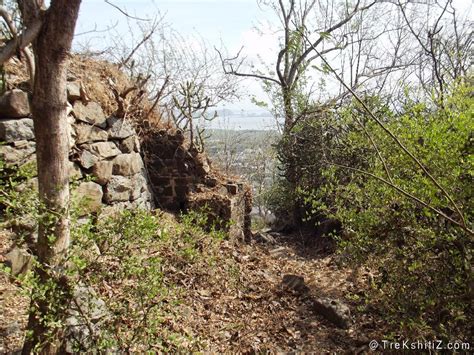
(394, 0), (472, 107)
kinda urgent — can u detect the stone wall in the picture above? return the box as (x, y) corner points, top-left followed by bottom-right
(0, 81), (252, 239)
(0, 85), (153, 216)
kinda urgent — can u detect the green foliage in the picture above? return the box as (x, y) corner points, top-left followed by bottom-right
(264, 178), (296, 219)
(0, 158), (230, 352)
(300, 82), (473, 338)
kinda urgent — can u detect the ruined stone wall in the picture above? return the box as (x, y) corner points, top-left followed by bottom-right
(143, 130), (252, 239)
(0, 78), (252, 239)
(0, 85), (153, 216)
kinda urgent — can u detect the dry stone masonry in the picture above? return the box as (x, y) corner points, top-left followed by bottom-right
(0, 85), (154, 216)
(1, 78), (252, 240)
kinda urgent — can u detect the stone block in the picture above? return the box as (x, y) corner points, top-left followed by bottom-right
(67, 81), (81, 101)
(88, 142), (121, 159)
(73, 101), (107, 128)
(75, 149), (98, 169)
(0, 118), (34, 142)
(131, 173), (147, 201)
(0, 141), (35, 164)
(91, 160), (113, 185)
(68, 162), (83, 180)
(151, 176), (171, 186)
(175, 184), (189, 198)
(112, 153), (143, 176)
(107, 116), (134, 139)
(0, 89), (30, 118)
(119, 135), (140, 153)
(161, 186), (174, 197)
(72, 181), (103, 214)
(5, 247), (33, 276)
(74, 123), (108, 144)
(104, 175), (133, 203)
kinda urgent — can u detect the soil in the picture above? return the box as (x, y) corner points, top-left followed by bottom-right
(0, 227), (385, 353)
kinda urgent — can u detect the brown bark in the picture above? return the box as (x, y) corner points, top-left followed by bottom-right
(22, 0), (82, 353)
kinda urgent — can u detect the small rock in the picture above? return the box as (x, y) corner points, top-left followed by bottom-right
(0, 89), (31, 118)
(254, 231), (277, 244)
(0, 118), (35, 142)
(281, 274), (310, 294)
(88, 142), (121, 159)
(313, 297), (351, 329)
(269, 246), (289, 259)
(74, 123), (108, 144)
(63, 284), (108, 352)
(112, 153), (143, 176)
(5, 248), (33, 276)
(107, 116), (134, 139)
(73, 101), (107, 128)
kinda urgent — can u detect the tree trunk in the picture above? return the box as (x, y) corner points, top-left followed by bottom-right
(22, 1), (81, 353)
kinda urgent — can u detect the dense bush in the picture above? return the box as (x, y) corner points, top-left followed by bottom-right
(299, 83), (473, 338)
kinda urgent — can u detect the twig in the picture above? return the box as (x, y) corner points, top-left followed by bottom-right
(104, 0), (150, 21)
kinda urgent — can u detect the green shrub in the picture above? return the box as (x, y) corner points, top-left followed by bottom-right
(300, 82), (473, 338)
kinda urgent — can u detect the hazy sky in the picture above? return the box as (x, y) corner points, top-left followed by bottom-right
(76, 0), (276, 64)
(75, 0), (278, 117)
(75, 0), (473, 126)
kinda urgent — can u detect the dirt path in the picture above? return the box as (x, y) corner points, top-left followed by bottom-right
(0, 229), (382, 353)
(181, 231), (380, 353)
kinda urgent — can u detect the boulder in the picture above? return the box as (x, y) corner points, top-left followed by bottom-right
(5, 248), (33, 276)
(312, 297), (351, 329)
(107, 116), (134, 139)
(88, 142), (121, 159)
(73, 101), (106, 128)
(104, 175), (133, 203)
(0, 141), (36, 164)
(74, 123), (108, 144)
(112, 153), (143, 176)
(72, 181), (103, 214)
(0, 118), (34, 142)
(0, 89), (30, 118)
(91, 160), (113, 185)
